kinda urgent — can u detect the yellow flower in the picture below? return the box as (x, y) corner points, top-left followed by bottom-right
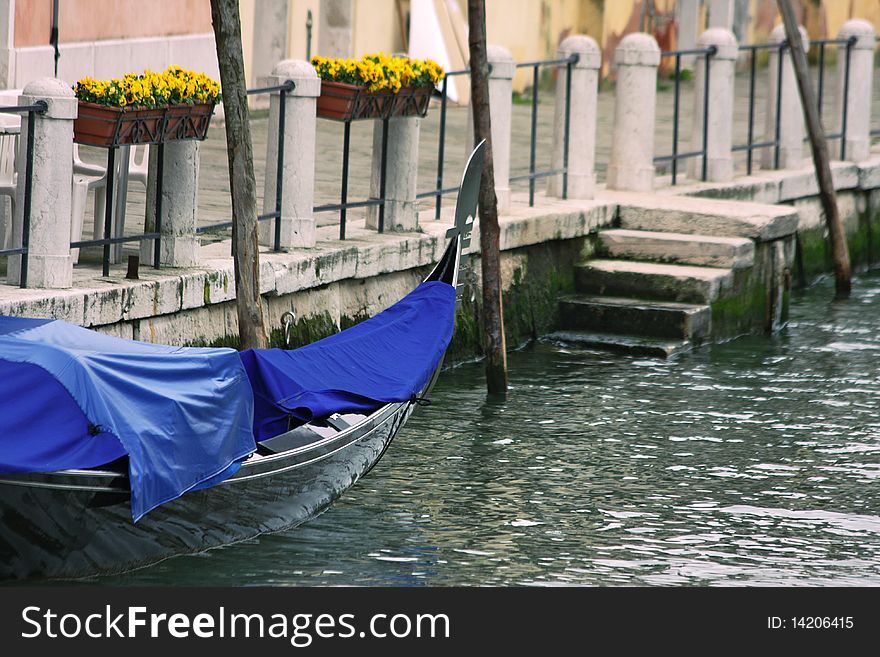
(311, 53), (444, 92)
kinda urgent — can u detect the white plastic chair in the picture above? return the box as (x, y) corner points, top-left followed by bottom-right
(0, 132), (17, 250)
(70, 144), (150, 264)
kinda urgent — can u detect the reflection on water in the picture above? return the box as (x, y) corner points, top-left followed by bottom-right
(103, 272), (880, 586)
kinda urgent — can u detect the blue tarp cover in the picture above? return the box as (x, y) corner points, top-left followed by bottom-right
(0, 317), (256, 521)
(240, 281), (456, 441)
(0, 279), (455, 520)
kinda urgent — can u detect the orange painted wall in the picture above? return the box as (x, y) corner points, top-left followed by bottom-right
(14, 0), (212, 47)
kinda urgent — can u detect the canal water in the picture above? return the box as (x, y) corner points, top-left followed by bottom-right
(104, 271), (880, 586)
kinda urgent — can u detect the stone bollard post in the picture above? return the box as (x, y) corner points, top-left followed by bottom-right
(366, 116), (421, 231)
(607, 33), (661, 192)
(688, 28), (737, 183)
(762, 24), (809, 170)
(260, 60), (320, 248)
(834, 19), (876, 163)
(8, 78), (75, 288)
(142, 141), (201, 267)
(548, 35), (600, 200)
(487, 45), (514, 213)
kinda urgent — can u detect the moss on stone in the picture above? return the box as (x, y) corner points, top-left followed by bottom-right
(187, 236), (589, 363)
(186, 334), (240, 349)
(340, 311), (370, 331)
(269, 311), (339, 349)
(443, 237), (586, 363)
(796, 212), (878, 286)
(445, 296), (482, 362)
(852, 209), (877, 268)
(711, 278), (770, 339)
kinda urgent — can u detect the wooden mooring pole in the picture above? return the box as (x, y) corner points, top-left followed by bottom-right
(777, 0), (852, 297)
(468, 0), (509, 396)
(210, 0), (269, 348)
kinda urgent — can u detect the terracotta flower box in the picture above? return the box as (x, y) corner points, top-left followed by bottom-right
(163, 102), (216, 141)
(316, 81), (434, 122)
(74, 101), (215, 147)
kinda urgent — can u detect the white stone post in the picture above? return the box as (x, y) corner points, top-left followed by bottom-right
(678, 0), (700, 70)
(7, 78), (75, 288)
(834, 19), (876, 163)
(708, 0), (734, 29)
(762, 24), (809, 170)
(688, 28), (737, 183)
(548, 35), (600, 200)
(487, 45), (514, 213)
(366, 117), (421, 231)
(143, 141), (200, 267)
(260, 60), (320, 248)
(607, 33), (661, 192)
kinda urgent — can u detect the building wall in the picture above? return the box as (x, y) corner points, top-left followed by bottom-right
(7, 0), (219, 89)
(6, 1), (880, 93)
(14, 0), (212, 47)
(353, 0), (405, 56)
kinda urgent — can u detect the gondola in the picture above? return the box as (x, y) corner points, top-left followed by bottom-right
(0, 143), (485, 581)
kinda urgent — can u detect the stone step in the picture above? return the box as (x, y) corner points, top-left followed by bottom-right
(599, 189), (799, 240)
(558, 294), (711, 341)
(575, 259), (734, 304)
(598, 229), (755, 269)
(542, 330), (692, 358)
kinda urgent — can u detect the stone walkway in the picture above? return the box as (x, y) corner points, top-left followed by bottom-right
(68, 63), (880, 265)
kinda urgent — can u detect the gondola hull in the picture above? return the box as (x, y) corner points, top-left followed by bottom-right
(0, 140), (486, 582)
(0, 398), (415, 580)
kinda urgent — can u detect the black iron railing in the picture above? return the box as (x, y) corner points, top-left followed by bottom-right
(733, 36), (856, 175)
(811, 36), (857, 159)
(733, 42), (785, 174)
(0, 101), (48, 288)
(416, 68), (471, 219)
(508, 55), (578, 206)
(196, 81), (295, 250)
(654, 45), (717, 185)
(418, 55), (578, 216)
(313, 118), (388, 241)
(71, 143), (163, 276)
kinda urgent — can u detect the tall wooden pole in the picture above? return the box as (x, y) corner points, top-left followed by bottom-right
(210, 0), (269, 348)
(467, 0), (508, 395)
(777, 0), (852, 297)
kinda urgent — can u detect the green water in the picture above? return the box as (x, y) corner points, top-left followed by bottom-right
(104, 272), (880, 586)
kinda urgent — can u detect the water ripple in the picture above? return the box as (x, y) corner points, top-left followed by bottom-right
(100, 271), (880, 586)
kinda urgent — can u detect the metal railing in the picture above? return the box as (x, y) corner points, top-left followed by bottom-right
(733, 36), (856, 175)
(196, 81), (295, 251)
(313, 117), (387, 241)
(812, 36), (857, 159)
(0, 101), (48, 288)
(508, 55), (577, 206)
(418, 55), (578, 216)
(871, 36), (880, 139)
(733, 41), (785, 174)
(71, 143), (163, 276)
(416, 68), (471, 219)
(654, 45), (717, 185)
